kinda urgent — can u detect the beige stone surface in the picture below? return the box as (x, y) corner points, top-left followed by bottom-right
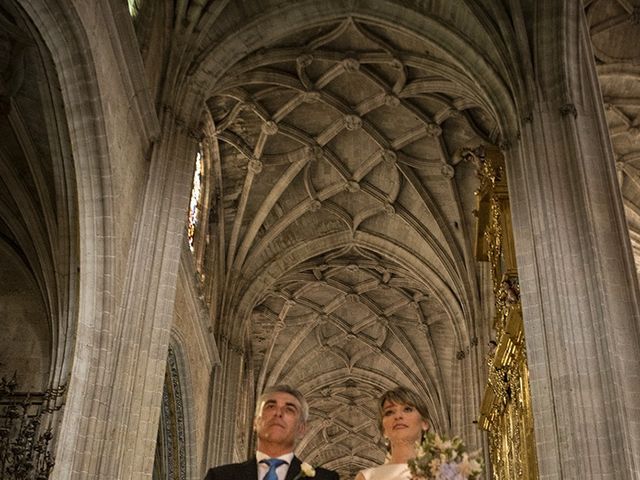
(1, 1), (639, 479)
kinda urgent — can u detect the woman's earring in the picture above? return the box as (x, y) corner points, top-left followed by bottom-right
(383, 437), (392, 462)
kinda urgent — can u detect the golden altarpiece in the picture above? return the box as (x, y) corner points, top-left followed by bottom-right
(468, 146), (539, 479)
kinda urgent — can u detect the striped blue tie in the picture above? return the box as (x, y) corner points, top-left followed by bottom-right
(261, 458), (286, 480)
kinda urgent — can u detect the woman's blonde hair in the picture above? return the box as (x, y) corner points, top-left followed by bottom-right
(377, 386), (429, 433)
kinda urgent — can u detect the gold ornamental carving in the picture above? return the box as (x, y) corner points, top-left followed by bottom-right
(466, 146), (539, 480)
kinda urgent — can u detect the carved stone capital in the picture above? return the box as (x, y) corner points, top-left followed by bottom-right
(384, 94), (400, 107)
(312, 145), (324, 160)
(342, 56), (360, 73)
(248, 158), (263, 174)
(305, 145), (324, 162)
(448, 108), (461, 119)
(296, 53), (314, 67)
(440, 163), (455, 179)
(309, 199), (322, 211)
(302, 91), (321, 103)
(229, 343), (245, 356)
(345, 180), (360, 192)
(560, 103), (577, 118)
(382, 149), (397, 164)
(498, 139), (511, 152)
(346, 293), (359, 303)
(261, 120), (278, 136)
(344, 114), (362, 131)
(425, 122), (442, 137)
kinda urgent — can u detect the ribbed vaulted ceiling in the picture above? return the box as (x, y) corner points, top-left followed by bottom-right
(2, 1), (639, 478)
(207, 16), (493, 476)
(201, 3), (640, 476)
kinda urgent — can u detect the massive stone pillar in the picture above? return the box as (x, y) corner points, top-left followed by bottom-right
(507, 3), (640, 478)
(15, 1), (199, 477)
(99, 114), (198, 479)
(205, 340), (252, 467)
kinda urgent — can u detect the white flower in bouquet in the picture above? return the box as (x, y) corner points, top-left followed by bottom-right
(408, 432), (483, 480)
(457, 452), (482, 477)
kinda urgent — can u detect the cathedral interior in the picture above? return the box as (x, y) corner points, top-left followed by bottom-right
(1, 1), (640, 479)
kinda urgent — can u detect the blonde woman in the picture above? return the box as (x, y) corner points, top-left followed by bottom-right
(356, 386), (429, 480)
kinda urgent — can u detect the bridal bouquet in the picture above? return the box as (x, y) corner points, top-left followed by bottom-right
(408, 432), (483, 480)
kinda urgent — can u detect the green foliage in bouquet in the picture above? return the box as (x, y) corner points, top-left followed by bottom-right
(408, 432), (483, 480)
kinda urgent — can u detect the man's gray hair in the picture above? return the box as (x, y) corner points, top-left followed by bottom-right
(255, 384), (309, 422)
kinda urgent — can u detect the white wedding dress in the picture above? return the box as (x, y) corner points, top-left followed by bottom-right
(357, 463), (411, 480)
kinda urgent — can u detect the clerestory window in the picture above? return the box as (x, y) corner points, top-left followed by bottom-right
(187, 145), (203, 253)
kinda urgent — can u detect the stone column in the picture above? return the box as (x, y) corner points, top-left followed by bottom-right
(99, 110), (198, 479)
(204, 338), (250, 467)
(506, 3), (640, 478)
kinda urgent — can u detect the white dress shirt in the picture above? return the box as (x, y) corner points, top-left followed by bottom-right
(256, 451), (295, 480)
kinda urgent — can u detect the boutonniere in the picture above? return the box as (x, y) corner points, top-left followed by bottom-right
(293, 461), (316, 479)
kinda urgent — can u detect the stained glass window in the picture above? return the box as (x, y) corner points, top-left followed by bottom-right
(127, 0), (138, 17)
(187, 146), (203, 252)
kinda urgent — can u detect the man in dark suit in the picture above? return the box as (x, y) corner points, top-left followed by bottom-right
(204, 385), (339, 480)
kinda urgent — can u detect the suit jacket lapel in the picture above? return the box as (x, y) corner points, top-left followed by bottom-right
(244, 457), (259, 480)
(285, 455), (301, 480)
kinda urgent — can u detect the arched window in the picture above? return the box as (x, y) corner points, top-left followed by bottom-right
(152, 346), (187, 480)
(187, 145), (204, 253)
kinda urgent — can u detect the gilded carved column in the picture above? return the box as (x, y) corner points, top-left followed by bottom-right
(468, 145), (539, 480)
